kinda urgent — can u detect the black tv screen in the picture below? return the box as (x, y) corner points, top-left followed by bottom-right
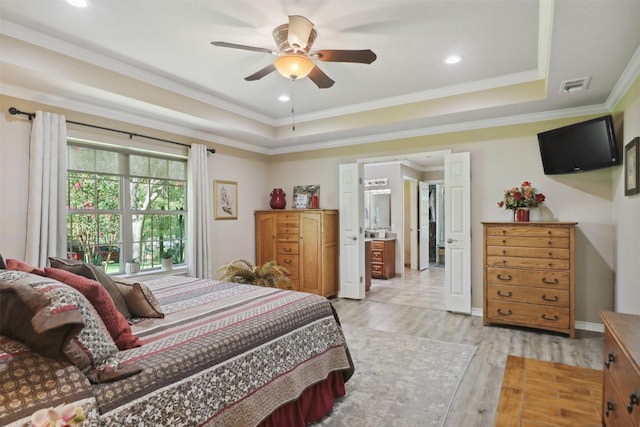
(537, 115), (620, 175)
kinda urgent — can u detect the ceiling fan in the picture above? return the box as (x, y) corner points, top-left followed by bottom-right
(211, 15), (377, 89)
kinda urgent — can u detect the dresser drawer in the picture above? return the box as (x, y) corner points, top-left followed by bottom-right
(486, 300), (570, 329)
(486, 236), (569, 249)
(486, 267), (570, 289)
(487, 284), (569, 307)
(371, 250), (384, 262)
(603, 370), (635, 427)
(486, 246), (569, 259)
(371, 240), (386, 249)
(487, 256), (570, 270)
(277, 242), (299, 255)
(277, 254), (299, 269)
(371, 264), (384, 276)
(604, 330), (640, 425)
(486, 226), (570, 238)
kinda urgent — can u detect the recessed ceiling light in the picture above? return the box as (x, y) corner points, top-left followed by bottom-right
(278, 95), (290, 102)
(445, 55), (462, 65)
(66, 0), (91, 8)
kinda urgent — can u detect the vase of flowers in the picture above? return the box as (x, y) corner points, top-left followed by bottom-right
(497, 181), (546, 222)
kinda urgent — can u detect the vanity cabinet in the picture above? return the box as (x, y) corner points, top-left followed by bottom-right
(482, 222), (576, 338)
(370, 239), (396, 279)
(600, 311), (640, 427)
(255, 210), (338, 297)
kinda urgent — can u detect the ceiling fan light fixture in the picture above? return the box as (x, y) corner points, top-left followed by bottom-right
(274, 54), (314, 79)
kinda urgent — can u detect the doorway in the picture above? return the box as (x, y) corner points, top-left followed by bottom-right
(339, 151), (471, 314)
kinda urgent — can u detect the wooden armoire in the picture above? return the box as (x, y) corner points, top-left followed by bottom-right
(255, 209), (338, 297)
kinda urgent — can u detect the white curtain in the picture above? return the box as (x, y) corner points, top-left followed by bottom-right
(25, 111), (68, 267)
(187, 144), (212, 278)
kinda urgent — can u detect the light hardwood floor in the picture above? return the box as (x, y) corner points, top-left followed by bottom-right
(330, 267), (604, 427)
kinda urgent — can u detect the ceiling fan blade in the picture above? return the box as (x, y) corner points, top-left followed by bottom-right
(308, 66), (335, 89)
(288, 15), (314, 51)
(244, 64), (277, 81)
(313, 49), (377, 64)
(211, 41), (275, 55)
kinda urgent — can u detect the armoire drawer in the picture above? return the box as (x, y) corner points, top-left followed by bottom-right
(487, 284), (569, 307)
(276, 242), (299, 255)
(276, 254), (299, 269)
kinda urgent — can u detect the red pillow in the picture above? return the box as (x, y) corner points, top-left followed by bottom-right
(6, 259), (45, 276)
(43, 267), (141, 350)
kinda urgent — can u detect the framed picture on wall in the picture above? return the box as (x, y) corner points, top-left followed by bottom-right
(625, 137), (639, 196)
(214, 180), (238, 219)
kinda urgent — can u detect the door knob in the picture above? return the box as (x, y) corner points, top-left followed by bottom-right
(348, 236), (357, 241)
(446, 238), (455, 244)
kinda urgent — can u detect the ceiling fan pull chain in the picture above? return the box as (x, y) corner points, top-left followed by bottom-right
(291, 78), (296, 131)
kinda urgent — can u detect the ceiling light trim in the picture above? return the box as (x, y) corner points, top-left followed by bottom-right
(0, 20), (278, 126)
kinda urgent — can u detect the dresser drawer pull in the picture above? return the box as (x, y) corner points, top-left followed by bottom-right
(497, 308), (512, 316)
(284, 247), (292, 252)
(497, 290), (512, 297)
(605, 401), (615, 417)
(541, 294), (558, 302)
(497, 274), (512, 281)
(605, 352), (616, 369)
(541, 277), (559, 285)
(628, 393), (639, 414)
(541, 314), (559, 321)
(283, 259), (293, 264)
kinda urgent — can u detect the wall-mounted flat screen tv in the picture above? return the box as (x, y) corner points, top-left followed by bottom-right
(537, 115), (620, 175)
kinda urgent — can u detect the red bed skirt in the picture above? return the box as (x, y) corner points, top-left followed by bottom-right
(259, 371), (346, 427)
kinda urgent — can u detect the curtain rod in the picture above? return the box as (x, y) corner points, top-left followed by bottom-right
(8, 107), (216, 154)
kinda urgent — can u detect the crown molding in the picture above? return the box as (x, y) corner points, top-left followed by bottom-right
(606, 45), (640, 110)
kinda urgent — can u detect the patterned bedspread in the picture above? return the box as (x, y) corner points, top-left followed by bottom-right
(95, 276), (354, 426)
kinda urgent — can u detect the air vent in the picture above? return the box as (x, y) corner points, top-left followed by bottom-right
(560, 77), (591, 94)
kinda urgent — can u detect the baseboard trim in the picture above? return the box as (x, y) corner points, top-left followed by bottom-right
(471, 308), (604, 333)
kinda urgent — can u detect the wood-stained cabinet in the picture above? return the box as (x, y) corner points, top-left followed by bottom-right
(600, 311), (640, 427)
(255, 210), (338, 298)
(482, 222), (577, 338)
(370, 239), (396, 279)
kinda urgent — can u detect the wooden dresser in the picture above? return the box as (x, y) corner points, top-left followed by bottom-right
(482, 222), (577, 338)
(370, 239), (396, 279)
(601, 311), (640, 427)
(255, 209), (338, 297)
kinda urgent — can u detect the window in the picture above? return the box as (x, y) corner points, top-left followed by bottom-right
(67, 143), (187, 273)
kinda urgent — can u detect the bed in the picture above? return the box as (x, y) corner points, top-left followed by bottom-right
(0, 268), (354, 426)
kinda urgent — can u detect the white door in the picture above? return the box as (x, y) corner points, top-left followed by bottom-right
(338, 163), (365, 299)
(408, 179), (418, 270)
(418, 181), (430, 270)
(444, 152), (471, 314)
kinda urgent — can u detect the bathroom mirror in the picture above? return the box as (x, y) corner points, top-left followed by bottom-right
(364, 189), (391, 230)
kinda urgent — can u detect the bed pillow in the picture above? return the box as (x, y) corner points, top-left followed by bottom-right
(43, 267), (141, 350)
(0, 270), (141, 383)
(6, 258), (45, 276)
(0, 253), (6, 269)
(113, 278), (165, 319)
(48, 256), (131, 319)
(0, 270), (84, 358)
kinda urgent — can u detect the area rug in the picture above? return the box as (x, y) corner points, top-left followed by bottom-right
(495, 355), (603, 427)
(315, 325), (476, 426)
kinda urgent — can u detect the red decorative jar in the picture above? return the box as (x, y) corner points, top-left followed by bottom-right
(514, 208), (530, 222)
(270, 188), (286, 209)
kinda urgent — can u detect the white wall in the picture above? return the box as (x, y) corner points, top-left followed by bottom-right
(613, 78), (640, 315)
